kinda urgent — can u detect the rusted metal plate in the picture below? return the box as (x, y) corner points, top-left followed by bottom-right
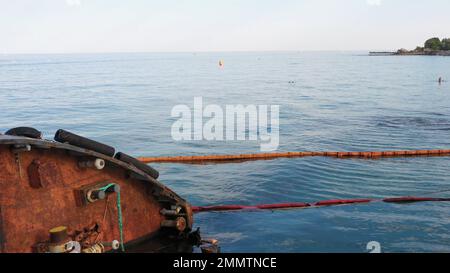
(0, 135), (193, 253)
(0, 135), (183, 201)
(0, 207), (5, 252)
(28, 159), (64, 189)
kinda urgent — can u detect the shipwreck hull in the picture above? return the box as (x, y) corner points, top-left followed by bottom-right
(0, 130), (193, 253)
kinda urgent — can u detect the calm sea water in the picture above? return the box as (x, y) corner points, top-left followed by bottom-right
(1, 52), (450, 253)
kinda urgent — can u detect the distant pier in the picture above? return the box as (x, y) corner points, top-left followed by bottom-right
(369, 52), (396, 56)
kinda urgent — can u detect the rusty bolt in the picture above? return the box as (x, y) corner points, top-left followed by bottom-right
(161, 217), (186, 232)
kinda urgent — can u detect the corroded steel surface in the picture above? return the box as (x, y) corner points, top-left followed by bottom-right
(0, 135), (193, 253)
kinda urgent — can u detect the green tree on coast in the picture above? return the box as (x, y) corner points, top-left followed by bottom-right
(442, 38), (450, 51)
(424, 37), (442, 50)
(393, 37), (450, 55)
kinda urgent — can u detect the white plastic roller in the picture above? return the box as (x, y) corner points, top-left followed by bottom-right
(94, 158), (105, 170)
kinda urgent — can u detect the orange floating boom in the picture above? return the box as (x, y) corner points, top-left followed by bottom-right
(138, 149), (450, 164)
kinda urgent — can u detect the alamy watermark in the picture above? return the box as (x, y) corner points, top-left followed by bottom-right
(171, 97), (279, 151)
(366, 241), (381, 253)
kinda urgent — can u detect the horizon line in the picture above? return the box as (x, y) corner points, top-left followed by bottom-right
(1, 49), (389, 56)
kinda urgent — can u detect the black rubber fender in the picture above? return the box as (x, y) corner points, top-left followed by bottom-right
(115, 152), (159, 179)
(5, 127), (43, 139)
(54, 129), (115, 157)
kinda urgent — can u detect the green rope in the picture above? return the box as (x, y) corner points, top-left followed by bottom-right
(99, 183), (125, 252)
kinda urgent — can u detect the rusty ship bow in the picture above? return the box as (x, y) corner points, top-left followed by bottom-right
(0, 127), (196, 253)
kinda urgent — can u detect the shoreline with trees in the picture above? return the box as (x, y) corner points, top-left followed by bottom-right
(370, 37), (450, 56)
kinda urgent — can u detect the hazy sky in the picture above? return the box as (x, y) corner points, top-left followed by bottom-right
(1, 0), (449, 53)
